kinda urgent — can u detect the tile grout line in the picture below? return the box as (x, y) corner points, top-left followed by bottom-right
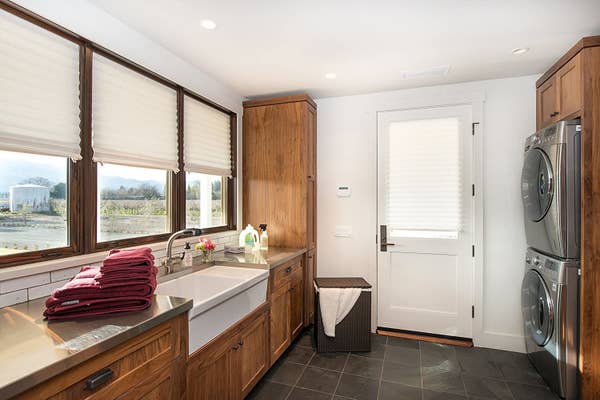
(330, 352), (350, 400)
(283, 349), (316, 400)
(376, 335), (387, 400)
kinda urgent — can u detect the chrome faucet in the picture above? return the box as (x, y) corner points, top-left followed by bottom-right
(162, 228), (201, 272)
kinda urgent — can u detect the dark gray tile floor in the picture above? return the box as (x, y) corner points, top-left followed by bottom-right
(247, 328), (559, 400)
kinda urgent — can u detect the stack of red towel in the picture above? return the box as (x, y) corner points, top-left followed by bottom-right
(44, 247), (158, 320)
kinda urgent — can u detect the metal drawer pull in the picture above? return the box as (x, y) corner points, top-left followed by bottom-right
(84, 368), (114, 391)
(285, 267), (292, 273)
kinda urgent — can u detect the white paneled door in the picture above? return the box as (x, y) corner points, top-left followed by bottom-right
(377, 105), (474, 338)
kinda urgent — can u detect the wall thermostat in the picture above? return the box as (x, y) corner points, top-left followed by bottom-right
(337, 185), (352, 197)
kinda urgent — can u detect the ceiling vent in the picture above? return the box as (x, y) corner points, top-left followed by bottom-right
(400, 65), (450, 80)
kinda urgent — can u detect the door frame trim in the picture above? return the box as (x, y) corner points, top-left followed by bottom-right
(374, 93), (485, 346)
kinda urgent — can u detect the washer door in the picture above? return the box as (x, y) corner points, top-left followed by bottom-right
(521, 148), (554, 222)
(522, 269), (554, 346)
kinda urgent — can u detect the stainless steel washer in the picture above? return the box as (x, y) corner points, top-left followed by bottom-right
(522, 248), (579, 399)
(521, 120), (581, 259)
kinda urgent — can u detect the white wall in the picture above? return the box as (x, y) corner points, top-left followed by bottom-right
(316, 74), (538, 352)
(9, 0), (244, 228)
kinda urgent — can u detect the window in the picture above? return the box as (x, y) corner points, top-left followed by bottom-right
(186, 173), (227, 229)
(0, 151), (69, 255)
(384, 112), (467, 239)
(92, 53), (178, 245)
(0, 2), (236, 267)
(0, 7), (80, 263)
(98, 163), (169, 242)
(183, 94), (233, 229)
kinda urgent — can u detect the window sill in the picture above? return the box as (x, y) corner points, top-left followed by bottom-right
(0, 230), (239, 282)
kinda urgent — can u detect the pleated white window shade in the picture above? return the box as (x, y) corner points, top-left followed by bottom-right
(0, 9), (81, 160)
(386, 117), (462, 235)
(184, 95), (232, 176)
(92, 53), (178, 171)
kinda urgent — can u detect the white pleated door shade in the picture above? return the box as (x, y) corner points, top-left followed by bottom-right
(385, 116), (463, 236)
(184, 95), (232, 176)
(92, 53), (179, 171)
(0, 9), (81, 159)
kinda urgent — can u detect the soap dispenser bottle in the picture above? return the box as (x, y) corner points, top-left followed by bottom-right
(259, 224), (269, 250)
(183, 242), (193, 267)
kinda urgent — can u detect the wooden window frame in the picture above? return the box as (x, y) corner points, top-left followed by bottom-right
(0, 0), (237, 268)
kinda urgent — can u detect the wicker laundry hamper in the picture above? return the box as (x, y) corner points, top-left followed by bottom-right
(314, 277), (372, 353)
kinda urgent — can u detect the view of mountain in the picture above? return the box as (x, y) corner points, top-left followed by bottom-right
(0, 160), (164, 194)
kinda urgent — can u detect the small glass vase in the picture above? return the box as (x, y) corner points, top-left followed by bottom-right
(201, 250), (213, 263)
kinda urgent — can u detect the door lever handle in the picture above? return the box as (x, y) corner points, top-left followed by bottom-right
(381, 242), (396, 246)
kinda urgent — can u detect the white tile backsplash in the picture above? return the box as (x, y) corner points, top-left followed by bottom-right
(0, 230), (240, 308)
(28, 279), (70, 301)
(0, 290), (27, 308)
(50, 266), (82, 282)
(0, 273), (50, 294)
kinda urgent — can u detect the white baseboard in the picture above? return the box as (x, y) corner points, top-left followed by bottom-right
(475, 330), (526, 353)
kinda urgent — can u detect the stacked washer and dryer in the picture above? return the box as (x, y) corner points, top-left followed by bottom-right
(521, 120), (581, 399)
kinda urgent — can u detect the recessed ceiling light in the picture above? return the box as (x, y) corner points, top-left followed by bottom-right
(511, 47), (529, 55)
(201, 19), (217, 30)
(325, 73), (337, 79)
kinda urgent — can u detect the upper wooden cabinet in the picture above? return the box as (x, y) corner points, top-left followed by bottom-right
(243, 94), (317, 250)
(536, 51), (583, 129)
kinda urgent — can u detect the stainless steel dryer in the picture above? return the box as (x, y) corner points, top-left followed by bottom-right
(522, 248), (579, 399)
(521, 120), (581, 259)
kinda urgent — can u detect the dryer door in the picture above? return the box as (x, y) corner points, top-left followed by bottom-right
(522, 148), (554, 222)
(522, 269), (554, 346)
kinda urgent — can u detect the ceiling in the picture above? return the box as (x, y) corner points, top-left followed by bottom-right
(91, 0), (600, 99)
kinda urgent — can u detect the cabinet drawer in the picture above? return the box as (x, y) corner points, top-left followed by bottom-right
(16, 316), (184, 400)
(271, 257), (303, 291)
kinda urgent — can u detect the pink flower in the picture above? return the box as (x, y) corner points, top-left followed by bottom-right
(195, 237), (215, 252)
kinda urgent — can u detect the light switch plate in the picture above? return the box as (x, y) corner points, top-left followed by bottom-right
(334, 225), (352, 237)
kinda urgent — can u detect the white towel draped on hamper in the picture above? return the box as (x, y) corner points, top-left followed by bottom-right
(318, 288), (362, 337)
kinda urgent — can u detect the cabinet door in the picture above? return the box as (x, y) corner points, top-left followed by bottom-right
(235, 310), (269, 399)
(290, 269), (304, 339)
(557, 53), (582, 119)
(307, 178), (316, 250)
(270, 282), (291, 363)
(305, 250), (316, 325)
(537, 77), (558, 128)
(187, 336), (236, 400)
(115, 363), (179, 400)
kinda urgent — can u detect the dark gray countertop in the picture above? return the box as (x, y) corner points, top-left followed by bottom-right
(210, 247), (307, 269)
(0, 294), (192, 399)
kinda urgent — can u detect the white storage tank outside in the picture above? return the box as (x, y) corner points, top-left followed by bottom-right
(9, 184), (50, 212)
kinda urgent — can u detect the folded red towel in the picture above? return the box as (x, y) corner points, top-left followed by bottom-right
(95, 268), (157, 286)
(103, 247), (154, 269)
(44, 296), (152, 320)
(44, 248), (158, 320)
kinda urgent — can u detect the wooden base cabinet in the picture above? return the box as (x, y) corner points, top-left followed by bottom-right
(13, 314), (188, 400)
(269, 282), (291, 362)
(186, 304), (269, 400)
(268, 256), (304, 365)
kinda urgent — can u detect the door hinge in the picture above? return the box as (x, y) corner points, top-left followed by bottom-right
(472, 305), (475, 318)
(472, 184), (475, 197)
(472, 245), (475, 257)
(472, 122), (480, 135)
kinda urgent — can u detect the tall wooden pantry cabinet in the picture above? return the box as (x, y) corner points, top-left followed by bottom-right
(243, 94), (317, 325)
